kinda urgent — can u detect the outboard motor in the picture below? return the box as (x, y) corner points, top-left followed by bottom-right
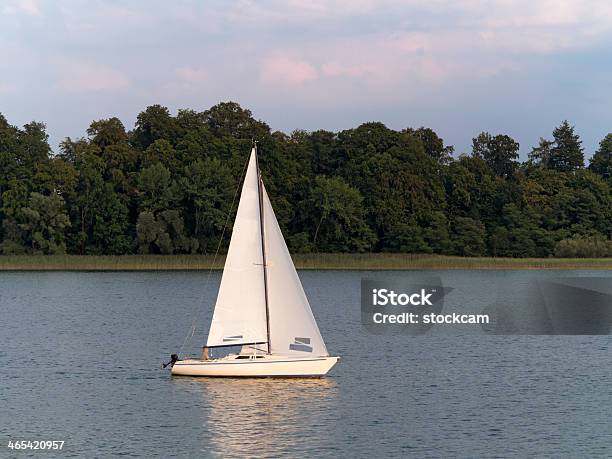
(162, 353), (179, 369)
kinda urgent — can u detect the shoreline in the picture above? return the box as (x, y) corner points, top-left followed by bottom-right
(0, 254), (611, 271)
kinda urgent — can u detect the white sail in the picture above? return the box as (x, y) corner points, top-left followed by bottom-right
(206, 148), (268, 348)
(262, 184), (329, 357)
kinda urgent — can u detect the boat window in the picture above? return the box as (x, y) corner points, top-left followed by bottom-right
(235, 355), (250, 359)
(255, 356), (264, 358)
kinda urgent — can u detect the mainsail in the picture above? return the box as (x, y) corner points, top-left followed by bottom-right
(206, 146), (328, 357)
(206, 149), (268, 348)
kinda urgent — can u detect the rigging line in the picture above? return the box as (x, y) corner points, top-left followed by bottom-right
(177, 149), (252, 358)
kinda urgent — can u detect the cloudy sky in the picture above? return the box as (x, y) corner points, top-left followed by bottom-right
(1, 0), (611, 158)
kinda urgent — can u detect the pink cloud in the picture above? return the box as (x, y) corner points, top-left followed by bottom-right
(260, 56), (318, 85)
(175, 66), (209, 83)
(0, 82), (16, 93)
(321, 62), (376, 78)
(3, 0), (41, 16)
(303, 34), (454, 86)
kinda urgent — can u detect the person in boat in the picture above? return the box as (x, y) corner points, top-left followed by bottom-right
(201, 346), (210, 360)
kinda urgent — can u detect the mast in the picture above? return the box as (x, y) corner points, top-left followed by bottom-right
(255, 142), (272, 354)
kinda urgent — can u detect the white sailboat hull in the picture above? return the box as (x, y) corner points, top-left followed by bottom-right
(171, 355), (339, 378)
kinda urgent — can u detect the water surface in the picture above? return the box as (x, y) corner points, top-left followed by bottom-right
(1, 271), (610, 457)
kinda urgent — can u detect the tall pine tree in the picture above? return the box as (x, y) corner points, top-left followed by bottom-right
(550, 120), (584, 171)
(589, 133), (611, 180)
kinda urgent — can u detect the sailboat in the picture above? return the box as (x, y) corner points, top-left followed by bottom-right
(170, 144), (339, 377)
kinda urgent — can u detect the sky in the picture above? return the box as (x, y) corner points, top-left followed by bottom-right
(1, 0), (611, 159)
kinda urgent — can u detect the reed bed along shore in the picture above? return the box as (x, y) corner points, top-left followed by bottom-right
(0, 254), (611, 271)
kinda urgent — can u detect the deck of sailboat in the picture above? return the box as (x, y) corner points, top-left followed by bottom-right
(171, 354), (339, 377)
(175, 356), (333, 364)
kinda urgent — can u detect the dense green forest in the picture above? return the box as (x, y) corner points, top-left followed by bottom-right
(0, 102), (610, 257)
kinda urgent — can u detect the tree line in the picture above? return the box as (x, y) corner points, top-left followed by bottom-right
(0, 102), (610, 257)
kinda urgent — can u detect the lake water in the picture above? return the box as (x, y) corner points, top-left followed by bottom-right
(1, 270), (610, 458)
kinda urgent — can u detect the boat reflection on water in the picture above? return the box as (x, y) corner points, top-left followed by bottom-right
(184, 378), (339, 458)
